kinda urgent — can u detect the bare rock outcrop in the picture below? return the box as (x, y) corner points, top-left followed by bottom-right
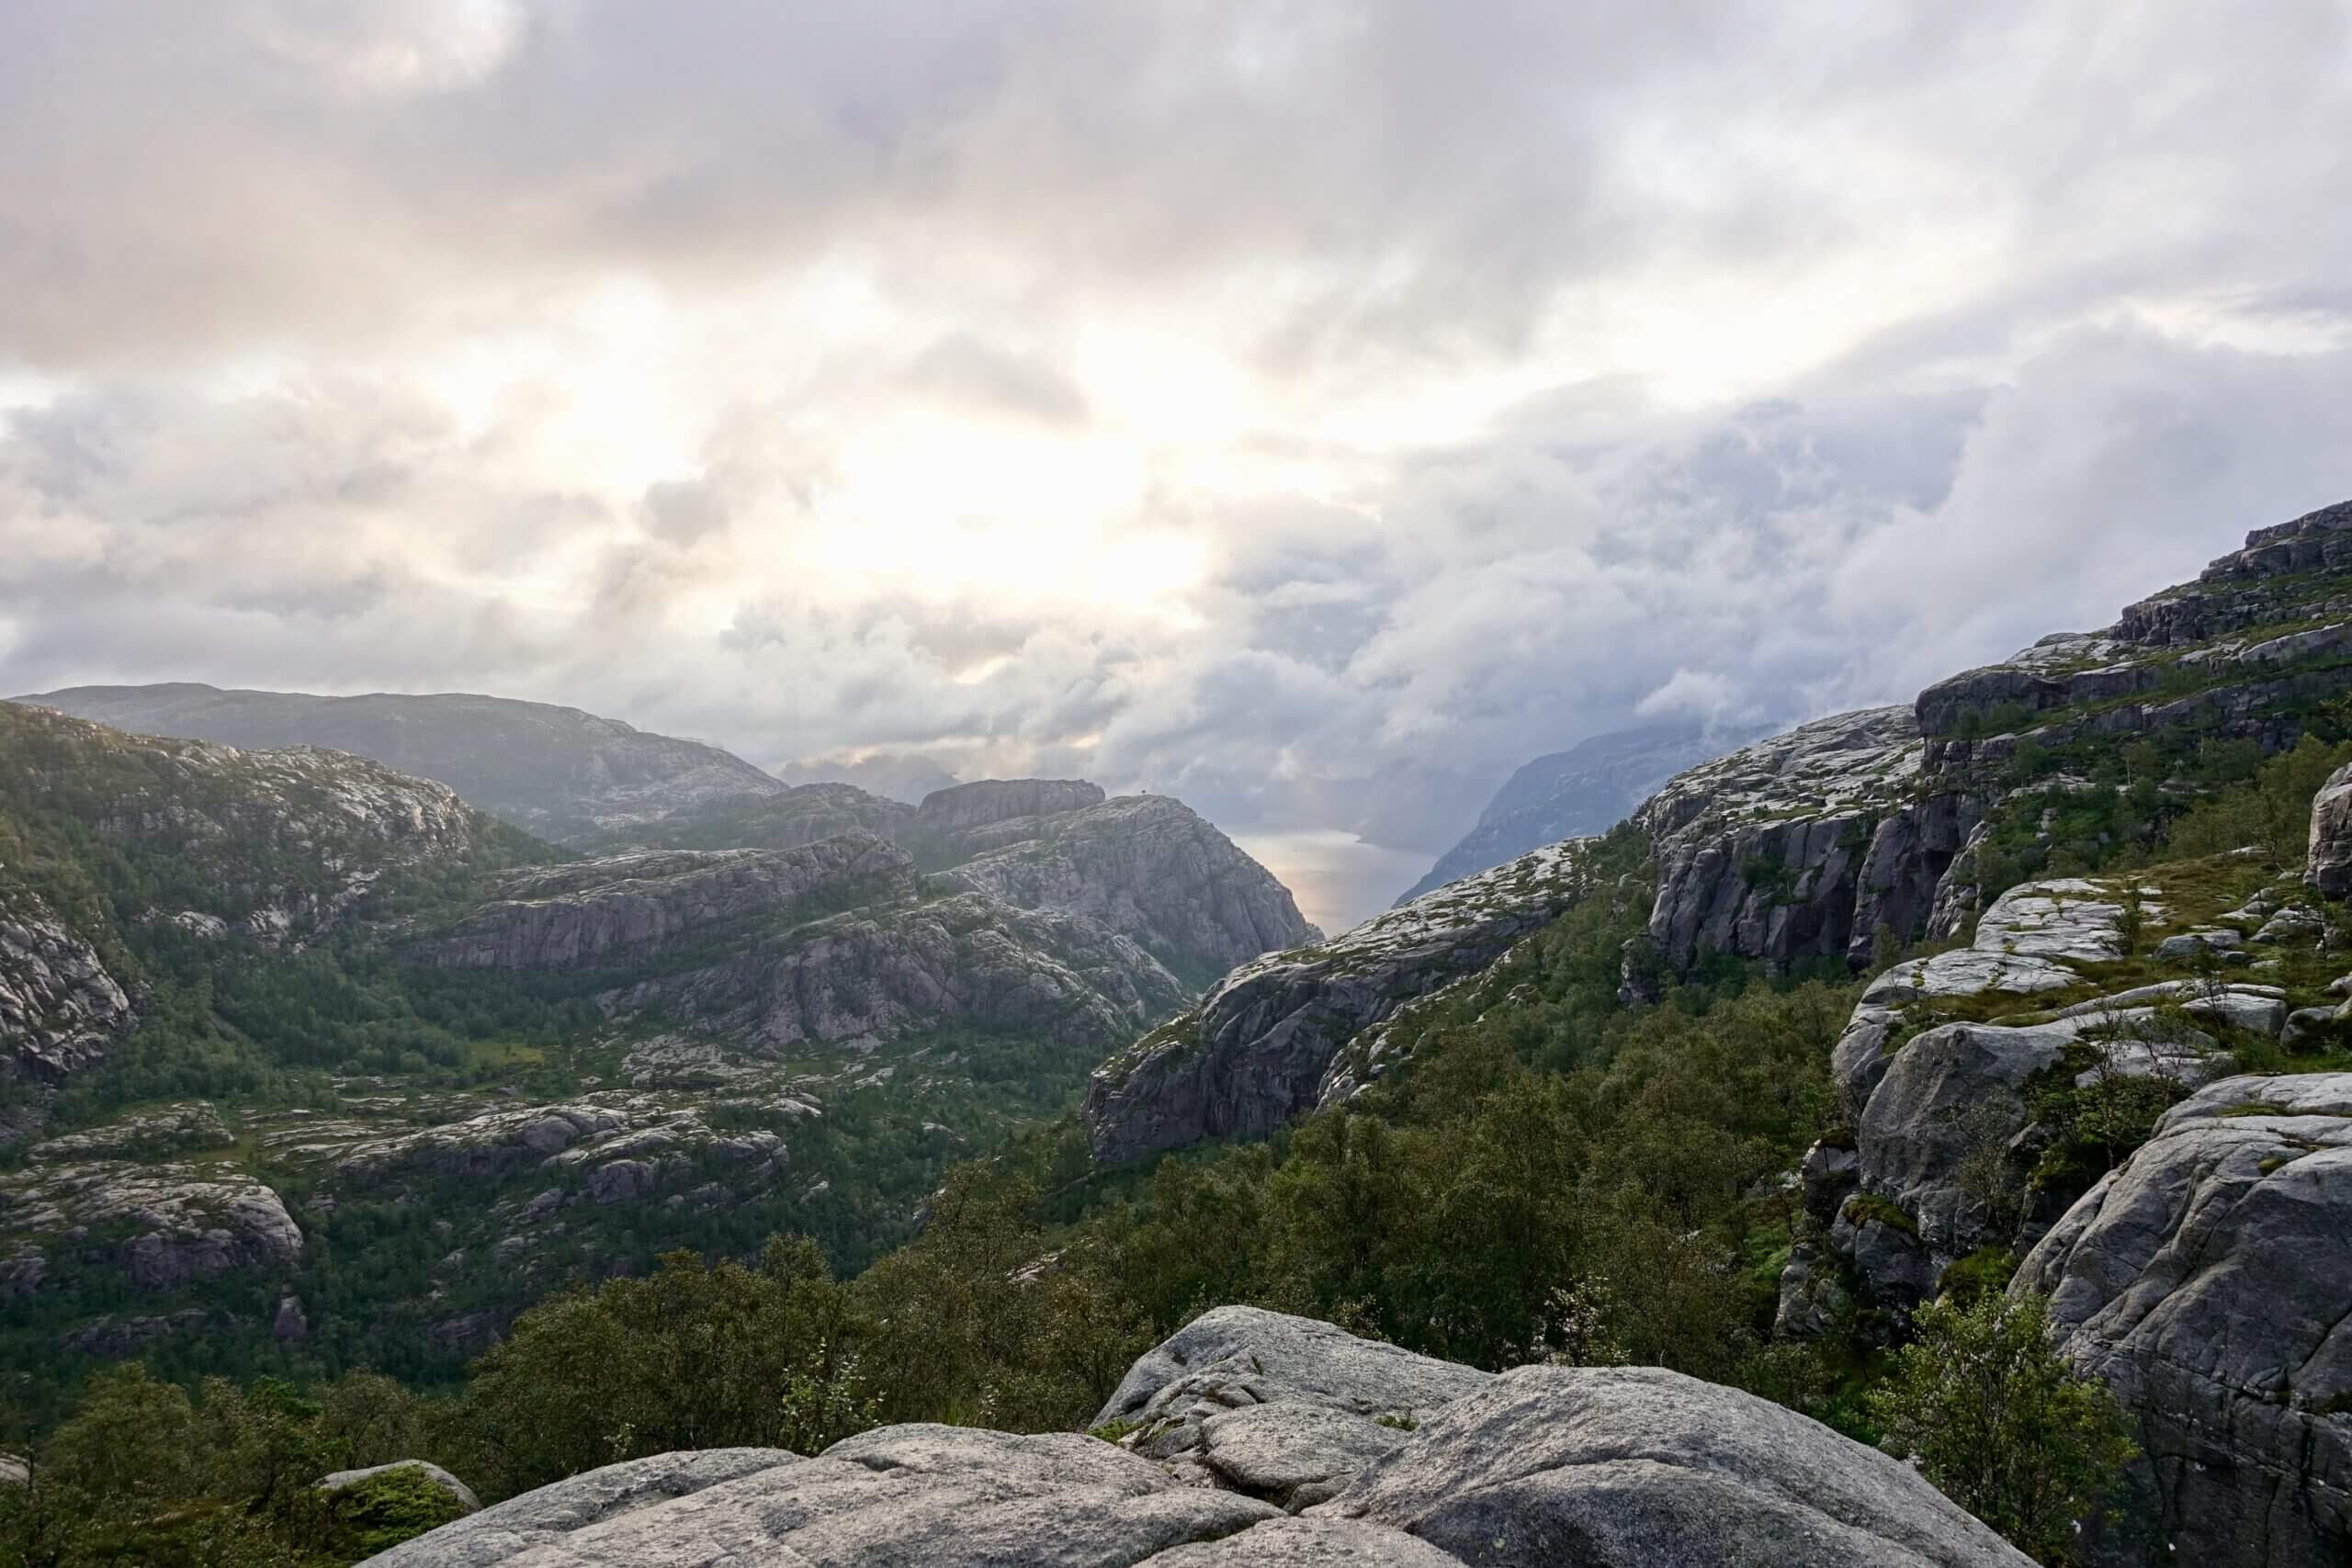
(368, 1309), (2030, 1568)
(940, 794), (1319, 981)
(2308, 759), (2352, 897)
(1082, 841), (1592, 1167)
(0, 1159), (303, 1300)
(409, 833), (915, 970)
(2014, 1074), (2352, 1567)
(916, 777), (1107, 831)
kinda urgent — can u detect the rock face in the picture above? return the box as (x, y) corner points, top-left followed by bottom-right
(1629, 499), (2352, 982)
(17, 683), (790, 843)
(1636, 706), (1948, 975)
(2014, 1074), (2352, 1568)
(917, 777), (1107, 831)
(1397, 722), (1750, 906)
(940, 795), (1319, 981)
(1317, 1365), (2030, 1567)
(410, 834), (916, 970)
(0, 1160), (303, 1299)
(2308, 760), (2352, 897)
(373, 1309), (2029, 1568)
(0, 887), (133, 1095)
(609, 893), (1193, 1052)
(1082, 841), (1592, 1166)
(1796, 869), (2315, 1314)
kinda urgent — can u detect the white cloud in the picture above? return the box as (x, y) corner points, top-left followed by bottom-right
(2, 2), (2349, 927)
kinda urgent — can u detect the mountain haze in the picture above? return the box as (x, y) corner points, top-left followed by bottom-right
(18, 683), (789, 844)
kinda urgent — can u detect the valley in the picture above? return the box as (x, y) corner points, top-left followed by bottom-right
(10, 498), (2352, 1565)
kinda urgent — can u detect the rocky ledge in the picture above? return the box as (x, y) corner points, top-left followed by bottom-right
(2016, 1074), (2352, 1567)
(1081, 840), (1593, 1166)
(409, 832), (916, 970)
(367, 1306), (2029, 1567)
(0, 1158), (304, 1298)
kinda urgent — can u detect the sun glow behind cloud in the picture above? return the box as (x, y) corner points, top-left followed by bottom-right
(5, 1), (2350, 931)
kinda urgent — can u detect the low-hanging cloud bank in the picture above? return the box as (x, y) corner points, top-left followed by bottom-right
(2, 3), (2348, 927)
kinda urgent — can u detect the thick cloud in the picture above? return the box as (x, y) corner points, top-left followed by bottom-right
(2, 2), (2348, 929)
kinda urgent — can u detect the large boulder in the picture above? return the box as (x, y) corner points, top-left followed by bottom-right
(2308, 761), (2352, 898)
(1838, 1021), (2070, 1308)
(369, 1310), (2030, 1567)
(367, 1427), (1282, 1566)
(1315, 1364), (2030, 1567)
(2013, 1073), (2352, 1567)
(1092, 1305), (1495, 1506)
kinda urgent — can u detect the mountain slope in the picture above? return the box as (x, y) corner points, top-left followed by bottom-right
(0, 707), (1317, 1402)
(17, 683), (788, 843)
(1396, 723), (1753, 905)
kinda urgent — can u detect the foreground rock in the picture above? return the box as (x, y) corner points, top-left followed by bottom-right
(1083, 841), (1594, 1165)
(2015, 1074), (2352, 1567)
(371, 1309), (2028, 1567)
(1094, 1306), (1493, 1505)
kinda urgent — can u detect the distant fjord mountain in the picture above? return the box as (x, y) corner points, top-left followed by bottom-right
(1395, 722), (1758, 905)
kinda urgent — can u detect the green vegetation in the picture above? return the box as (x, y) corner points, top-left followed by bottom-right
(1869, 1292), (2138, 1567)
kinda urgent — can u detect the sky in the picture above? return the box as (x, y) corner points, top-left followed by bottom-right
(3, 2), (2350, 932)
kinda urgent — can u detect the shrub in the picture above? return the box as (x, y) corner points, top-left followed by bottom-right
(1869, 1291), (2136, 1564)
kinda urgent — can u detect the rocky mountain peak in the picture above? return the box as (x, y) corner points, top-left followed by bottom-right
(915, 777), (1108, 830)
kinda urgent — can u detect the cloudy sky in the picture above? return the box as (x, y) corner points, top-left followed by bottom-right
(3, 2), (2350, 930)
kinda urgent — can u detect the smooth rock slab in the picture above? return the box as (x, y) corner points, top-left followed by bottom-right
(366, 1427), (1283, 1566)
(2016, 1073), (2352, 1567)
(1312, 1365), (2031, 1567)
(1148, 1517), (1465, 1565)
(1095, 1306), (1494, 1453)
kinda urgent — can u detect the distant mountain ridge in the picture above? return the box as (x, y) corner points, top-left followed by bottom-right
(776, 751), (961, 805)
(17, 682), (788, 844)
(1395, 722), (1758, 904)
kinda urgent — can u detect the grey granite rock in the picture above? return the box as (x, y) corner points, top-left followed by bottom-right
(1093, 1306), (1494, 1497)
(2014, 1073), (2352, 1566)
(0, 1159), (303, 1293)
(1082, 842), (1591, 1166)
(940, 794), (1317, 979)
(370, 1315), (2032, 1568)
(410, 835), (915, 970)
(2309, 761), (2352, 897)
(366, 1425), (1280, 1567)
(916, 777), (1107, 831)
(1313, 1364), (2032, 1567)
(320, 1461), (482, 1516)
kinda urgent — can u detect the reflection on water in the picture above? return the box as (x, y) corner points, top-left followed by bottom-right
(1229, 829), (1432, 938)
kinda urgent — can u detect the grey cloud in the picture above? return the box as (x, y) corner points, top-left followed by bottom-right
(2, 3), (2350, 929)
(901, 335), (1089, 426)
